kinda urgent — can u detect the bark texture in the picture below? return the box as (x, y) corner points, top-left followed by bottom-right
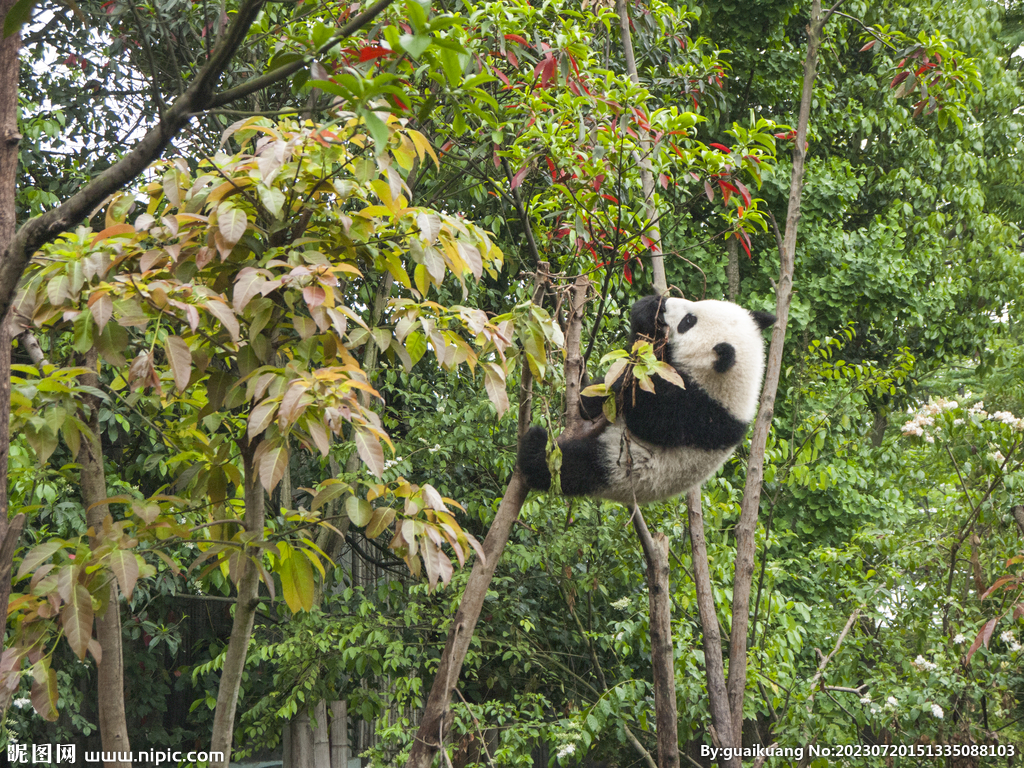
(403, 474), (530, 768)
(210, 438), (266, 767)
(80, 350), (130, 766)
(631, 508), (679, 768)
(0, 0), (23, 657)
(686, 490), (738, 768)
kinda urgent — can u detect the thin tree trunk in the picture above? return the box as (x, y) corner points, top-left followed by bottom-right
(616, 0), (666, 295)
(405, 271), (551, 768)
(80, 349), (131, 767)
(631, 507), (679, 768)
(726, 0), (822, 749)
(403, 474), (530, 768)
(725, 236), (740, 301)
(210, 437), (266, 767)
(686, 490), (738, 768)
(0, 0), (24, 675)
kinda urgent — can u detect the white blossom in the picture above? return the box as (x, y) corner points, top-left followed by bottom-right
(930, 703), (944, 719)
(12, 698), (30, 709)
(886, 696), (898, 708)
(953, 633), (966, 644)
(860, 696), (872, 705)
(914, 655), (938, 672)
(557, 743), (577, 759)
(610, 597), (631, 610)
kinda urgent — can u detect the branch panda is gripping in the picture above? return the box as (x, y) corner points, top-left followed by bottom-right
(518, 296), (775, 505)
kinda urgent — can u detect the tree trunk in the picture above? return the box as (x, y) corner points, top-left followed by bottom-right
(686, 490), (738, 768)
(405, 271), (551, 768)
(726, 236), (740, 301)
(403, 473), (530, 768)
(80, 349), (131, 767)
(726, 0), (822, 750)
(210, 437), (266, 767)
(631, 508), (679, 768)
(330, 700), (351, 768)
(0, 0), (24, 674)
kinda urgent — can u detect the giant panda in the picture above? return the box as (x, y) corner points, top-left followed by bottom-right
(517, 296), (775, 505)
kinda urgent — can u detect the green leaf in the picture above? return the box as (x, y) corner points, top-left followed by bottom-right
(17, 541), (62, 579)
(218, 204), (248, 246)
(399, 33), (431, 59)
(61, 583), (94, 660)
(248, 399), (278, 438)
(363, 110), (389, 155)
(366, 507), (396, 538)
(345, 496), (373, 527)
(3, 0), (39, 38)
(278, 546), (315, 613)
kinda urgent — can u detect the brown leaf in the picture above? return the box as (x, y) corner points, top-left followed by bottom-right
(354, 427), (385, 477)
(164, 335), (192, 392)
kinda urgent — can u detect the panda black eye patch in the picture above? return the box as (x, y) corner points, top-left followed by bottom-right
(713, 342), (736, 373)
(677, 313), (697, 333)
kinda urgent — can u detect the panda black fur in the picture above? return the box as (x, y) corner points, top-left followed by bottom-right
(518, 296), (775, 505)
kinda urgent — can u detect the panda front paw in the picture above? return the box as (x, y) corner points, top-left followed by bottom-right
(517, 425), (552, 491)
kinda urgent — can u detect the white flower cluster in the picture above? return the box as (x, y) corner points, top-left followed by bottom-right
(914, 655), (939, 672)
(902, 398), (956, 440)
(903, 397), (1024, 441)
(953, 633), (966, 644)
(990, 411), (1024, 431)
(12, 698), (31, 709)
(1000, 630), (1022, 652)
(886, 696), (899, 708)
(930, 703), (944, 719)
(556, 743), (577, 759)
(610, 597), (631, 610)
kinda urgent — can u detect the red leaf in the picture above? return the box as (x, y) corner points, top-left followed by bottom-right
(859, 40), (877, 52)
(358, 45), (390, 62)
(719, 180), (738, 204)
(709, 142), (731, 153)
(546, 156), (556, 179)
(704, 180), (714, 202)
(735, 180), (753, 207)
(504, 33), (530, 47)
(889, 71), (910, 89)
(658, 173), (670, 189)
(623, 262), (633, 284)
(593, 174), (605, 191)
(600, 194), (620, 204)
(494, 69), (510, 87)
(510, 165), (529, 190)
(440, 140), (454, 154)
(966, 618), (998, 664)
(737, 231), (751, 258)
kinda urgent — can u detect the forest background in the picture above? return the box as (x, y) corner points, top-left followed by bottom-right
(0, 0), (1023, 766)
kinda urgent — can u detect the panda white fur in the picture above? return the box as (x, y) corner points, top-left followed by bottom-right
(518, 296), (775, 505)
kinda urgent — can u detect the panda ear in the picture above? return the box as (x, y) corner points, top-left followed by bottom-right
(630, 296), (663, 343)
(751, 310), (776, 331)
(713, 342), (736, 373)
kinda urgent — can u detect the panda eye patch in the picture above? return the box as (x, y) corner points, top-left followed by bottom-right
(677, 313), (698, 333)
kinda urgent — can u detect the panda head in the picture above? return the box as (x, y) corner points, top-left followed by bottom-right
(630, 296), (775, 422)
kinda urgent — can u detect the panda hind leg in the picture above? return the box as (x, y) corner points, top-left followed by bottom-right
(556, 434), (610, 497)
(518, 426), (552, 491)
(518, 426), (610, 497)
